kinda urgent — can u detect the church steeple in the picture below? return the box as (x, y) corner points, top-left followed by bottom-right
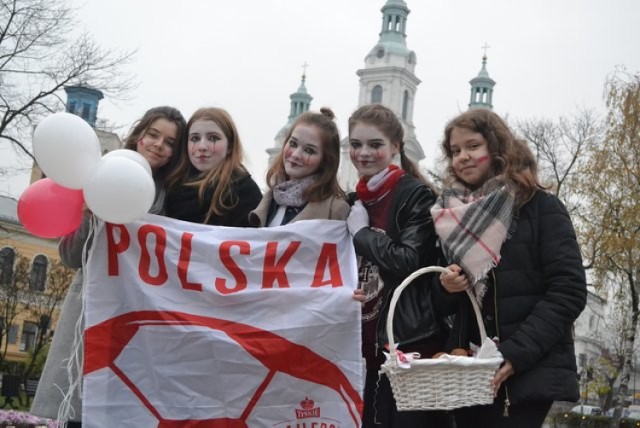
(338, 0), (422, 192)
(267, 69), (313, 166)
(378, 0), (410, 46)
(288, 68), (312, 121)
(468, 46), (496, 110)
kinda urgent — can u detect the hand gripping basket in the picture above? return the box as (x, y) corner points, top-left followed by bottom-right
(380, 266), (503, 411)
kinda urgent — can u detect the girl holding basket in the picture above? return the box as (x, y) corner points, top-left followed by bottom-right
(435, 109), (587, 427)
(346, 104), (449, 427)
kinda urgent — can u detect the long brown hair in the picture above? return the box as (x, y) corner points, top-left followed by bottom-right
(266, 107), (345, 202)
(348, 104), (436, 193)
(123, 106), (186, 179)
(441, 109), (545, 206)
(165, 107), (249, 223)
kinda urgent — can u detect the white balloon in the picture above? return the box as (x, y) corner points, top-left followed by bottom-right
(103, 149), (152, 177)
(33, 112), (102, 189)
(83, 157), (155, 224)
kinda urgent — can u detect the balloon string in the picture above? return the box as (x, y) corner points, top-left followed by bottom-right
(57, 215), (97, 425)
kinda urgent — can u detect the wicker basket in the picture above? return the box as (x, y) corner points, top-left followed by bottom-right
(380, 266), (503, 411)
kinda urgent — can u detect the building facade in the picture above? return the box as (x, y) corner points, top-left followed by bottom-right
(0, 195), (60, 363)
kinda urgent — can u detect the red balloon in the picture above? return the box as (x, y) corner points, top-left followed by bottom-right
(17, 178), (85, 238)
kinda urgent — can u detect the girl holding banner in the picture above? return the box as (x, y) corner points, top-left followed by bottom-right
(345, 104), (449, 427)
(31, 106), (188, 427)
(165, 107), (262, 226)
(248, 107), (349, 227)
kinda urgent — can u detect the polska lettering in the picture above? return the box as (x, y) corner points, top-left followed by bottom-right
(105, 223), (344, 293)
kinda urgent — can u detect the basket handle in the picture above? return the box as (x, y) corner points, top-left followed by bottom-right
(385, 266), (488, 360)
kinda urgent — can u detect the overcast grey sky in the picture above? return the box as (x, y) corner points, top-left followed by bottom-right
(2, 0), (640, 198)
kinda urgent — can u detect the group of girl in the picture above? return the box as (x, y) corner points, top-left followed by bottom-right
(31, 103), (586, 428)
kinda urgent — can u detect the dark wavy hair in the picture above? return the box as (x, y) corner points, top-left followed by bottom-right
(266, 107), (345, 202)
(441, 109), (545, 206)
(123, 106), (187, 179)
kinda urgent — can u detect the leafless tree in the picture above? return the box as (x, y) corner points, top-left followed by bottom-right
(516, 107), (603, 215)
(0, 0), (135, 161)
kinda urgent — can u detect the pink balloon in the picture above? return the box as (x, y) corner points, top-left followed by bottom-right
(18, 178), (85, 238)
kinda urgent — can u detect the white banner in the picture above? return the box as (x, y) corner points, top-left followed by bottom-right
(83, 215), (363, 428)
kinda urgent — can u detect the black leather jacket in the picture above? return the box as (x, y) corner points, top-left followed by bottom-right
(352, 175), (450, 352)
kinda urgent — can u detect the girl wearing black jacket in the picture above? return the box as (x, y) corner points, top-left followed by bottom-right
(346, 104), (447, 427)
(434, 109), (587, 427)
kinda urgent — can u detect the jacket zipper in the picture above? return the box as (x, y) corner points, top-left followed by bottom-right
(492, 271), (510, 417)
(375, 198), (410, 357)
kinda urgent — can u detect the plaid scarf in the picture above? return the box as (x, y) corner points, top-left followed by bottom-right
(430, 176), (516, 304)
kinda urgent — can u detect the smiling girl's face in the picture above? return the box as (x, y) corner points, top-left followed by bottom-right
(282, 123), (324, 180)
(449, 126), (492, 187)
(187, 120), (229, 172)
(136, 118), (177, 171)
(349, 122), (398, 179)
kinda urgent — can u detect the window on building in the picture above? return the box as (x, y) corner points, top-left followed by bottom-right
(29, 254), (48, 292)
(8, 324), (19, 345)
(579, 353), (587, 368)
(67, 100), (77, 114)
(371, 85), (383, 103)
(402, 90), (409, 121)
(81, 103), (92, 121)
(0, 247), (15, 285)
(20, 321), (38, 352)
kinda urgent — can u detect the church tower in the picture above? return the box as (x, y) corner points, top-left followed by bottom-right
(468, 53), (496, 110)
(64, 85), (104, 127)
(338, 0), (423, 191)
(266, 71), (313, 167)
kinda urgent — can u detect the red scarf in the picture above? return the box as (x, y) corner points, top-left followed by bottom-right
(355, 165), (405, 204)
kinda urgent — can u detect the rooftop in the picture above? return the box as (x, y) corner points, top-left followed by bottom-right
(0, 194), (19, 225)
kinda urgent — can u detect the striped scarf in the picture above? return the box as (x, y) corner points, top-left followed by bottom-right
(355, 165), (405, 204)
(430, 176), (516, 304)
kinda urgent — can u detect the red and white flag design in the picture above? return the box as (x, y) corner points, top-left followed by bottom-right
(82, 215), (363, 428)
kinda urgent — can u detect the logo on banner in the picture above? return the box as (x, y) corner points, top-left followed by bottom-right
(295, 396), (320, 419)
(272, 395), (342, 427)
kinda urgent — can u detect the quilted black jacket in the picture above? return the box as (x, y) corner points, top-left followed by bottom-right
(445, 190), (587, 404)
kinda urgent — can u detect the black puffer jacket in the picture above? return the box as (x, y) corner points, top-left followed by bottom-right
(446, 190), (586, 404)
(352, 174), (452, 351)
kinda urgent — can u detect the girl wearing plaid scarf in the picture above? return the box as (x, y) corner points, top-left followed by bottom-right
(433, 110), (586, 427)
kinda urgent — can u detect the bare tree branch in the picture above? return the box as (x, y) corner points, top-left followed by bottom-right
(0, 0), (136, 164)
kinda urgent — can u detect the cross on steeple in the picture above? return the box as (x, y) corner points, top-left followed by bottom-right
(301, 61), (309, 78)
(481, 42), (491, 57)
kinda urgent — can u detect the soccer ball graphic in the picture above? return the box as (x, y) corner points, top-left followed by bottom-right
(84, 311), (362, 427)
